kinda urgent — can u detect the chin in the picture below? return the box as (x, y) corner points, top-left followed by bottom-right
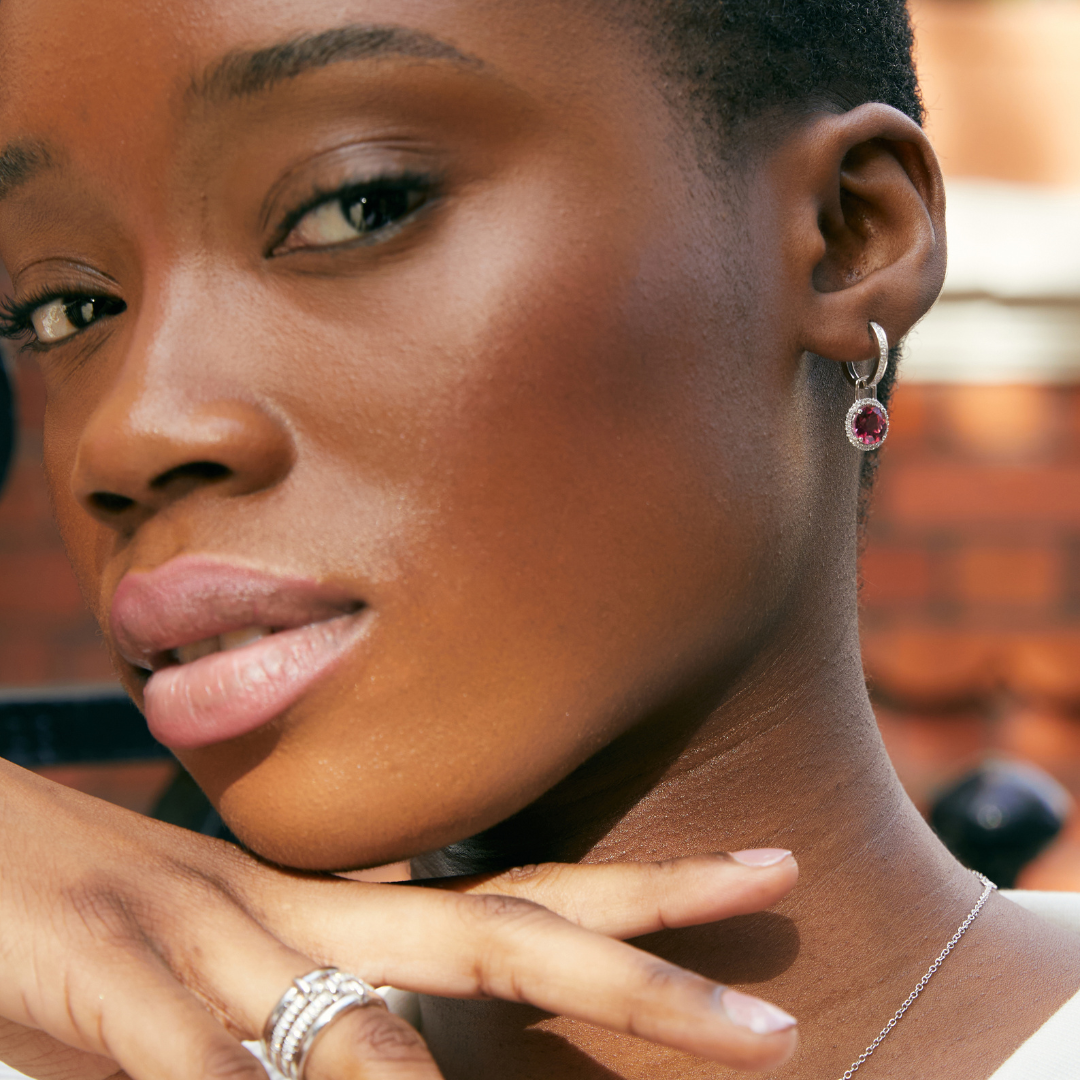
(199, 740), (521, 873)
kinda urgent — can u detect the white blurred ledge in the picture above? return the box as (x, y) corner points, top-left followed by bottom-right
(901, 180), (1080, 384)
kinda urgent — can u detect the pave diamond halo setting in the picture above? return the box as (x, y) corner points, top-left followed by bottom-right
(844, 321), (891, 452)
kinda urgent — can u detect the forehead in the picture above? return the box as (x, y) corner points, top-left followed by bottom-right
(0, 0), (675, 232)
(0, 0), (687, 287)
(0, 0), (651, 143)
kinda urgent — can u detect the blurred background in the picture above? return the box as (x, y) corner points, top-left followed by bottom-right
(2, 0), (1080, 884)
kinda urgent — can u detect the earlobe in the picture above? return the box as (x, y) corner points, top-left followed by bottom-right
(782, 103), (946, 365)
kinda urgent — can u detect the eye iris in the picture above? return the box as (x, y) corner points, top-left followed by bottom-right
(344, 187), (418, 234)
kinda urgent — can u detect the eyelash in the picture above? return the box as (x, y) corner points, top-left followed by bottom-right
(0, 287), (126, 348)
(0, 173), (436, 347)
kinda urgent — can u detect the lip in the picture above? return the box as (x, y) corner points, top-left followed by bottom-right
(111, 557), (367, 750)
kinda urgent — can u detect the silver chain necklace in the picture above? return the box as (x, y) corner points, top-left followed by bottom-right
(835, 870), (997, 1080)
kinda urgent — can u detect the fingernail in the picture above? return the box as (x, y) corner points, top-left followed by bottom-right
(729, 848), (792, 867)
(720, 988), (797, 1034)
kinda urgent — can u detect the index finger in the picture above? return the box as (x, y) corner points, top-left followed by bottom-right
(247, 880), (798, 1072)
(422, 850), (798, 938)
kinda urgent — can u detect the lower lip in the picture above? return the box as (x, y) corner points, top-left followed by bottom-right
(143, 613), (366, 750)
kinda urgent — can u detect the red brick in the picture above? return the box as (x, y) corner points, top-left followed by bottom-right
(880, 384), (928, 451)
(862, 628), (997, 706)
(953, 544), (1060, 607)
(859, 544), (934, 605)
(0, 551), (88, 616)
(996, 704), (1080, 795)
(0, 632), (49, 683)
(1007, 632), (1080, 705)
(1064, 389), (1080, 452)
(0, 459), (54, 533)
(937, 385), (1061, 460)
(55, 638), (117, 683)
(877, 463), (1080, 527)
(875, 705), (988, 811)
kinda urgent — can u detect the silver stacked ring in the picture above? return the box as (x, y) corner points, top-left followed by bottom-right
(261, 967), (387, 1080)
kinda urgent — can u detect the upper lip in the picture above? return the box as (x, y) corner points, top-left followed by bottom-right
(110, 556), (364, 671)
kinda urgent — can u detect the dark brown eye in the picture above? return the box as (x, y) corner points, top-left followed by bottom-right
(279, 179), (431, 252)
(30, 295), (126, 344)
(342, 185), (428, 234)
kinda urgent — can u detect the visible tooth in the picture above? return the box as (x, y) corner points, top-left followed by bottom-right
(176, 636), (221, 664)
(220, 626), (271, 651)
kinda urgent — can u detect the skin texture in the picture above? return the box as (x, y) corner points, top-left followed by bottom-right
(0, 1), (1077, 1079)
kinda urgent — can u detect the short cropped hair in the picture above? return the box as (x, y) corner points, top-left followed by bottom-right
(652, 0), (923, 143)
(644, 0), (921, 482)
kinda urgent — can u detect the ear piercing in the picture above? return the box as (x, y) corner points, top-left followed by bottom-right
(844, 322), (890, 451)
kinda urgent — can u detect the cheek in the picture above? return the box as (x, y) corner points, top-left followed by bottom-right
(195, 202), (784, 869)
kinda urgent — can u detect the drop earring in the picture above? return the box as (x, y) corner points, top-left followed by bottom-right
(845, 321), (890, 451)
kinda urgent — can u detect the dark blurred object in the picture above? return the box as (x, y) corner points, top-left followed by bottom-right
(931, 760), (1072, 888)
(0, 685), (170, 766)
(152, 766), (237, 841)
(1, 686), (235, 840)
(0, 348), (14, 495)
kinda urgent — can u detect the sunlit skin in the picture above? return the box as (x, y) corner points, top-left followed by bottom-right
(0, 1), (1078, 1078)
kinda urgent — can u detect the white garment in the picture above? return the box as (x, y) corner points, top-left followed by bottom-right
(0, 892), (1075, 1080)
(987, 889), (1080, 1079)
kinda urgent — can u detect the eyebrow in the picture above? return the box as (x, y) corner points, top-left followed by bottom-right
(0, 140), (56, 202)
(194, 24), (482, 102)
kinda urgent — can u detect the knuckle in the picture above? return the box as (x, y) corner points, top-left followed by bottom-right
(637, 959), (692, 999)
(61, 881), (145, 949)
(454, 895), (556, 1003)
(497, 863), (550, 886)
(461, 893), (548, 927)
(653, 857), (685, 877)
(342, 1009), (430, 1062)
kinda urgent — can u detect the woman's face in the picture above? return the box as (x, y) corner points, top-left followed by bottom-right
(0, 0), (808, 868)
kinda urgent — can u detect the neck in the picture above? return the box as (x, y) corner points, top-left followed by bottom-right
(416, 599), (1048, 1079)
(420, 599), (946, 885)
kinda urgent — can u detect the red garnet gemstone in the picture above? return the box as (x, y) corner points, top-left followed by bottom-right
(851, 401), (888, 447)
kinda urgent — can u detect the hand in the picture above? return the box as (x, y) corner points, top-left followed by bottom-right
(0, 761), (798, 1080)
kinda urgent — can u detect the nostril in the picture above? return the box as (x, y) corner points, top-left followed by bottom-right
(150, 460), (231, 490)
(89, 491), (136, 514)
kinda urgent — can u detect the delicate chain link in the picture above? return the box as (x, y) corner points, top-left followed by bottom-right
(835, 871), (997, 1080)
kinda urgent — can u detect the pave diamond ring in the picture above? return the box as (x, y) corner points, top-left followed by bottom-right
(261, 967), (387, 1080)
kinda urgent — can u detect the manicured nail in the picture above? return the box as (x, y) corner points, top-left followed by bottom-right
(729, 848), (792, 867)
(721, 988), (797, 1034)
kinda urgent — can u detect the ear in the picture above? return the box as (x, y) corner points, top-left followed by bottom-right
(776, 103), (946, 365)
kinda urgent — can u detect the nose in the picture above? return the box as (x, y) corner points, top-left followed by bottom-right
(72, 380), (294, 528)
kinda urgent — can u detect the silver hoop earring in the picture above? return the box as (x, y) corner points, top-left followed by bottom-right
(845, 322), (890, 451)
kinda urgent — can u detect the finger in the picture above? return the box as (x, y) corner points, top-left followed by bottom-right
(0, 1018), (118, 1080)
(303, 1003), (440, 1080)
(249, 884), (797, 1072)
(158, 897), (444, 1080)
(32, 903), (442, 1080)
(426, 850), (798, 937)
(57, 948), (271, 1080)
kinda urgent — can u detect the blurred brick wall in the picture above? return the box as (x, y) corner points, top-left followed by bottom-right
(863, 384), (1080, 888)
(0, 356), (114, 685)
